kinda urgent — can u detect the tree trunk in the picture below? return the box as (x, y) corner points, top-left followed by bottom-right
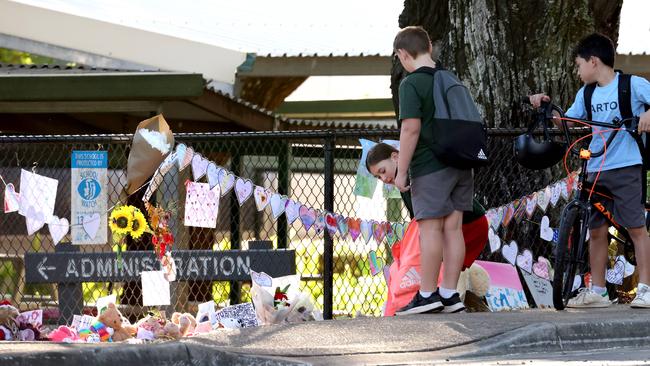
(392, 0), (623, 128)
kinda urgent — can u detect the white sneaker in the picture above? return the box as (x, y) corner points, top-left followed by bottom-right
(567, 288), (611, 308)
(631, 286), (650, 308)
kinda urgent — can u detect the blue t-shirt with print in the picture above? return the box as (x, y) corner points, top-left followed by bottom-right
(565, 73), (650, 172)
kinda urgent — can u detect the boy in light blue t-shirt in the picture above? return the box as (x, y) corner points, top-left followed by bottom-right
(529, 33), (650, 309)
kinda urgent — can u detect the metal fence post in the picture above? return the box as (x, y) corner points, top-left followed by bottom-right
(323, 132), (335, 320)
(229, 153), (241, 305)
(277, 141), (290, 249)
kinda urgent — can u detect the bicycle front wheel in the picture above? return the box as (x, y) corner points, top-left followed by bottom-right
(553, 206), (586, 310)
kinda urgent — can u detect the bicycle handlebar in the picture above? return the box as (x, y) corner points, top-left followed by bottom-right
(523, 98), (640, 158)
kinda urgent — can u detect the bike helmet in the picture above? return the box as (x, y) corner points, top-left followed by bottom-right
(514, 118), (567, 170)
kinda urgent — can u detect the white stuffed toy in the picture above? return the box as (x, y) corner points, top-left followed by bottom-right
(456, 262), (491, 301)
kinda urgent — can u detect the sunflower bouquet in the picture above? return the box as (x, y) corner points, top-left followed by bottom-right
(144, 202), (175, 259)
(109, 205), (150, 265)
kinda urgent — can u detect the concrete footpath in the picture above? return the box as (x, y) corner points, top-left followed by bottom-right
(2, 305), (650, 365)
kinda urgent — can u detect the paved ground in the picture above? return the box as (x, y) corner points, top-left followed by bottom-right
(2, 305), (650, 365)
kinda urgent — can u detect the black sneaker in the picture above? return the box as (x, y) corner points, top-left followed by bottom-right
(395, 291), (443, 315)
(441, 292), (466, 313)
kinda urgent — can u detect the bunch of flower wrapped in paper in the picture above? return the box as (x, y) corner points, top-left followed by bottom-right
(108, 205), (150, 265)
(144, 202), (175, 259)
(250, 271), (322, 325)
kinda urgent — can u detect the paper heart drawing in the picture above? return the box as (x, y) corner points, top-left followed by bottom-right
(393, 223), (406, 241)
(368, 251), (384, 276)
(513, 198), (527, 223)
(284, 200), (301, 224)
(360, 220), (373, 243)
(269, 194), (287, 220)
(253, 186), (271, 211)
(532, 256), (551, 280)
(606, 258), (625, 285)
(348, 217), (361, 241)
(516, 249), (533, 274)
(336, 214), (349, 238)
(502, 203), (515, 228)
(325, 212), (338, 236)
(540, 215), (554, 241)
(488, 228), (501, 253)
(250, 270), (272, 287)
(217, 168), (236, 197)
(234, 178), (253, 206)
(82, 213), (101, 239)
(537, 187), (551, 212)
(485, 209), (498, 231)
(4, 183), (20, 213)
(24, 206), (46, 235)
(550, 182), (562, 207)
(494, 206), (505, 230)
(175, 143), (187, 168)
(299, 205), (317, 231)
(180, 146), (194, 171)
(502, 240), (518, 266)
(191, 154), (209, 181)
(560, 179), (570, 200)
(525, 194), (537, 218)
(48, 216), (69, 245)
(372, 221), (386, 243)
(313, 211), (325, 234)
(206, 163), (220, 190)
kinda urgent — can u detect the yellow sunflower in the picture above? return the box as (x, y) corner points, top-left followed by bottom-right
(109, 206), (133, 235)
(130, 208), (149, 239)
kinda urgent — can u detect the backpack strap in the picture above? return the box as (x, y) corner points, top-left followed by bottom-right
(618, 73), (633, 119)
(583, 82), (597, 121)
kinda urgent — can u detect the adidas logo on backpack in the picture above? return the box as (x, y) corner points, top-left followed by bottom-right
(477, 149), (488, 160)
(399, 267), (422, 289)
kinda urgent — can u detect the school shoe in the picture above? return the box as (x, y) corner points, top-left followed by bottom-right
(566, 288), (611, 308)
(441, 292), (466, 313)
(630, 286), (650, 308)
(395, 291), (444, 315)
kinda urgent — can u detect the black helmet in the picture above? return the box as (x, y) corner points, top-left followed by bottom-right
(514, 119), (567, 170)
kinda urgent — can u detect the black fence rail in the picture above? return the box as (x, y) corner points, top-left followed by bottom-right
(0, 128), (582, 323)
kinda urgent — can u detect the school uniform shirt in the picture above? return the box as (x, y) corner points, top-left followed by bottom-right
(565, 73), (650, 172)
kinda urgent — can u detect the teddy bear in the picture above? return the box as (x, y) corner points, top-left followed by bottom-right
(456, 262), (491, 312)
(79, 302), (135, 342)
(136, 313), (184, 340)
(170, 312), (196, 337)
(0, 300), (19, 341)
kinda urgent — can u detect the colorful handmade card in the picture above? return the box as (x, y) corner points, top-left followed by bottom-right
(476, 260), (529, 311)
(184, 181), (220, 228)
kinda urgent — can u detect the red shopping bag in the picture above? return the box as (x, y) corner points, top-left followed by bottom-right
(384, 216), (488, 316)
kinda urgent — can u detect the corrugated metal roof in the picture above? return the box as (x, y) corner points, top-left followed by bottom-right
(0, 63), (153, 74)
(285, 118), (397, 129)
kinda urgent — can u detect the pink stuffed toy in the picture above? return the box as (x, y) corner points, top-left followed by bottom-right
(48, 326), (81, 343)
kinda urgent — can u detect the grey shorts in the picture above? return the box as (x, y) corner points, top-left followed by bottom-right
(587, 164), (645, 229)
(411, 167), (473, 220)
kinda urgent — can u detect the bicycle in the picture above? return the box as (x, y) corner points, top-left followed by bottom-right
(516, 100), (649, 310)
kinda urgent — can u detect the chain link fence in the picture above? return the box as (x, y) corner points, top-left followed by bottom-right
(0, 126), (582, 324)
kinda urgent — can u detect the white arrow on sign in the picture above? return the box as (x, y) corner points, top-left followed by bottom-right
(37, 257), (56, 280)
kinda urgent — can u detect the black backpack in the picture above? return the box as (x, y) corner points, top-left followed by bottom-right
(583, 72), (650, 170)
(412, 67), (489, 169)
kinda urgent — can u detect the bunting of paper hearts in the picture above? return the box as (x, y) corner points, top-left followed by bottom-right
(336, 214), (349, 238)
(360, 220), (373, 243)
(502, 240), (518, 266)
(325, 212), (338, 236)
(385, 224), (397, 245)
(270, 194), (287, 220)
(537, 186), (551, 212)
(313, 211), (325, 234)
(550, 182), (562, 207)
(513, 198), (527, 223)
(516, 249), (533, 274)
(191, 154), (209, 181)
(175, 143), (187, 166)
(48, 216), (69, 245)
(488, 228), (501, 253)
(348, 218), (361, 241)
(393, 223), (406, 241)
(502, 203), (515, 228)
(4, 183), (20, 213)
(217, 169), (236, 197)
(532, 256), (551, 280)
(206, 163), (220, 189)
(372, 221), (386, 243)
(299, 205), (317, 231)
(540, 215), (554, 241)
(485, 209), (498, 231)
(180, 146), (194, 171)
(495, 206), (505, 230)
(254, 186), (271, 211)
(285, 200), (301, 224)
(234, 178), (253, 206)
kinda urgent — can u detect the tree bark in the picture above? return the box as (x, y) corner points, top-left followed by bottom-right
(392, 0), (624, 128)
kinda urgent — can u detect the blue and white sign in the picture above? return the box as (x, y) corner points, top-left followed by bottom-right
(71, 151), (108, 244)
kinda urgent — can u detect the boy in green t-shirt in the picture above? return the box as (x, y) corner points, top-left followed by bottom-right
(391, 26), (474, 314)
